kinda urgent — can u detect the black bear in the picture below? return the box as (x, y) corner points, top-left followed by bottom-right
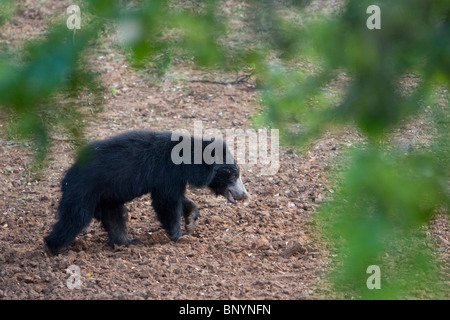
(44, 130), (248, 255)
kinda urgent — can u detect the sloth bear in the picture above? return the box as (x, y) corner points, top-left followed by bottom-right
(44, 130), (248, 255)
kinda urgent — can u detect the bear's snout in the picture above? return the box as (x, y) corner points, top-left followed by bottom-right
(226, 175), (249, 203)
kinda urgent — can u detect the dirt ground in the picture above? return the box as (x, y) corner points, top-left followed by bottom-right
(0, 1), (448, 300)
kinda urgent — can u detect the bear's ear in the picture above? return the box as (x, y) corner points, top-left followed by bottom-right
(186, 162), (217, 188)
(204, 164), (218, 187)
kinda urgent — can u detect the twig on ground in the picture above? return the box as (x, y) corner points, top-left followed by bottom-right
(188, 72), (254, 85)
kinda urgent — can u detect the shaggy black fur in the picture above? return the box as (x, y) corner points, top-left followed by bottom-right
(44, 130), (247, 255)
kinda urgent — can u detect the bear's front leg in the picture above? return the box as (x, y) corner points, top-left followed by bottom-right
(182, 195), (199, 234)
(152, 195), (183, 241)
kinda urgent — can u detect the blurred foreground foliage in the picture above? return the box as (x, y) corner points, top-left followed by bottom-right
(253, 0), (449, 298)
(0, 0), (448, 298)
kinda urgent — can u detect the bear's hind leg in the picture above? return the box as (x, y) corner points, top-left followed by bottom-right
(97, 201), (139, 247)
(45, 198), (95, 255)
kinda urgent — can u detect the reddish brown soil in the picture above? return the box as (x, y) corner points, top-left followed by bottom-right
(0, 0), (448, 300)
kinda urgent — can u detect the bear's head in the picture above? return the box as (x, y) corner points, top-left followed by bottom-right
(208, 162), (249, 203)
